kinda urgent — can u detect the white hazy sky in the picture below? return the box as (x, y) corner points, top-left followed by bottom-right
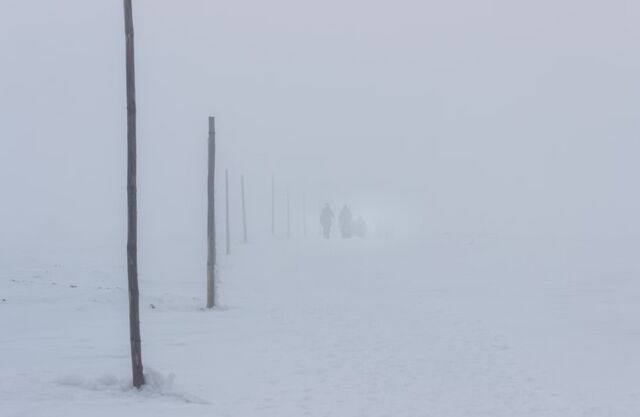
(1, 0), (639, 252)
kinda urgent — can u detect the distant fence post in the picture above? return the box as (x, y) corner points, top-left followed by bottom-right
(206, 116), (216, 309)
(225, 169), (231, 255)
(241, 175), (248, 244)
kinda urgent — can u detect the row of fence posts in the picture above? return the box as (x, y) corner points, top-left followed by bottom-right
(206, 116), (316, 309)
(121, 5), (329, 387)
(223, 173), (309, 250)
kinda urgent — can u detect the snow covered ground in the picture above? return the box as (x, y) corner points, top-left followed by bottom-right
(2, 234), (640, 416)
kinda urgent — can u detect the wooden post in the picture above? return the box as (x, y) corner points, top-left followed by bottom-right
(286, 189), (291, 239)
(123, 0), (144, 389)
(225, 169), (231, 255)
(206, 117), (216, 309)
(241, 175), (248, 244)
(271, 174), (275, 236)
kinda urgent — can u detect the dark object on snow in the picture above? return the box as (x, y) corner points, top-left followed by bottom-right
(320, 204), (335, 239)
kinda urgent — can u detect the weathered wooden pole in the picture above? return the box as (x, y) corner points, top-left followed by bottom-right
(225, 169), (231, 255)
(123, 0), (144, 389)
(286, 189), (291, 239)
(206, 117), (216, 309)
(241, 175), (248, 244)
(271, 174), (275, 236)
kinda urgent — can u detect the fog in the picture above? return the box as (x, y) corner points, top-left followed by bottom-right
(5, 2), (640, 414)
(2, 0), (640, 254)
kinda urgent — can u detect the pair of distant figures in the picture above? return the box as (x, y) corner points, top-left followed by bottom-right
(319, 204), (367, 239)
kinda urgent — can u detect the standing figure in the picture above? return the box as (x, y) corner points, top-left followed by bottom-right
(339, 205), (353, 238)
(320, 204), (334, 239)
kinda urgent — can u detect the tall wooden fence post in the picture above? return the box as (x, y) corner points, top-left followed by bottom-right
(123, 0), (144, 389)
(206, 116), (216, 308)
(225, 169), (231, 255)
(241, 175), (248, 244)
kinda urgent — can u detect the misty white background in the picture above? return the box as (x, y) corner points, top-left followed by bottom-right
(1, 0), (639, 255)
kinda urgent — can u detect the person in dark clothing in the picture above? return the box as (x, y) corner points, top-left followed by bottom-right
(320, 204), (334, 239)
(338, 205), (353, 238)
